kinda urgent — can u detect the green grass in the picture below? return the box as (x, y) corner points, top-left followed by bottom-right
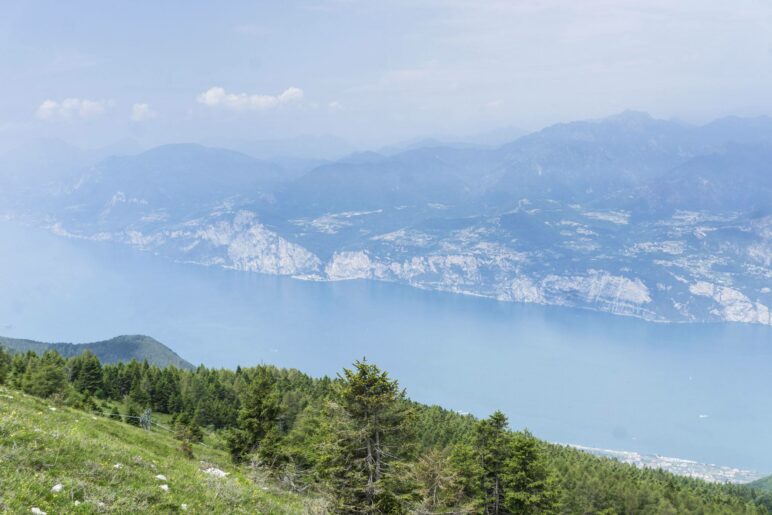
(0, 386), (323, 513)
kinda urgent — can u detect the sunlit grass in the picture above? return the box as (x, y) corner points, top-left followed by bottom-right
(0, 386), (317, 513)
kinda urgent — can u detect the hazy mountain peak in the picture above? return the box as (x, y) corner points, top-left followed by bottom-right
(338, 150), (386, 164)
(601, 110), (654, 124)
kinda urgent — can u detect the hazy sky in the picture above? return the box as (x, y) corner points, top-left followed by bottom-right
(2, 0), (772, 149)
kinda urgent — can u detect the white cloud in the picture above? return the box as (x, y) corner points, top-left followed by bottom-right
(36, 98), (111, 120)
(131, 103), (157, 122)
(197, 86), (303, 111)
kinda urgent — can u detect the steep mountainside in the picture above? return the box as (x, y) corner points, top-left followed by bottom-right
(641, 144), (772, 214)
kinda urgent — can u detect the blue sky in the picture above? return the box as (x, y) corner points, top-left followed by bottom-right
(2, 0), (772, 150)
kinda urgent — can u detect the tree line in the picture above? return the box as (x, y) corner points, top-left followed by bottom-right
(0, 346), (769, 514)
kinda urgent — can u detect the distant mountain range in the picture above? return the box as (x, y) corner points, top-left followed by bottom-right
(1, 111), (770, 325)
(0, 335), (194, 370)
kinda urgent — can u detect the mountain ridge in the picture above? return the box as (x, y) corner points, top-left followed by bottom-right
(0, 334), (194, 370)
(2, 111), (770, 326)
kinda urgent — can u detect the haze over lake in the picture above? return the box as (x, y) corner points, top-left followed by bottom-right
(2, 219), (771, 472)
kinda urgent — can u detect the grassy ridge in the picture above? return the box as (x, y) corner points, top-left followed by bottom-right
(0, 385), (320, 513)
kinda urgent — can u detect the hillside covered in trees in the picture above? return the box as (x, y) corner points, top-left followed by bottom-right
(0, 344), (770, 514)
(752, 476), (772, 495)
(0, 334), (193, 369)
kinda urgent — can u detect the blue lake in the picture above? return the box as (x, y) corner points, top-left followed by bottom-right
(1, 220), (770, 472)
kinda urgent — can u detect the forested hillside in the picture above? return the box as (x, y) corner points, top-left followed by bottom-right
(0, 344), (769, 513)
(752, 476), (772, 494)
(0, 334), (193, 369)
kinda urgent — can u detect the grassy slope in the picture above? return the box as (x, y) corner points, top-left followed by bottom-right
(0, 335), (194, 370)
(0, 386), (316, 514)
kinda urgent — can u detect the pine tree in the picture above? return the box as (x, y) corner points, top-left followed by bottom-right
(474, 411), (513, 515)
(175, 412), (204, 442)
(23, 350), (66, 398)
(449, 442), (484, 507)
(226, 366), (280, 463)
(414, 448), (465, 512)
(70, 350), (104, 395)
(125, 400), (141, 426)
(454, 413), (560, 514)
(321, 359), (417, 513)
(8, 352), (29, 389)
(503, 430), (560, 514)
(176, 424), (196, 459)
(128, 375), (151, 407)
(0, 345), (10, 384)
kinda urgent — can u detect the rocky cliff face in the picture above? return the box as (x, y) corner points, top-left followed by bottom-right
(40, 200), (771, 326)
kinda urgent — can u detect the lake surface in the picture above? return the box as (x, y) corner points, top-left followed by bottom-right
(1, 220), (770, 472)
